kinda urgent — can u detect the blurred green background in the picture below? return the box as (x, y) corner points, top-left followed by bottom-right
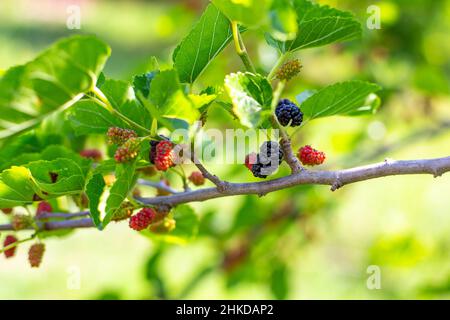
(0, 0), (449, 299)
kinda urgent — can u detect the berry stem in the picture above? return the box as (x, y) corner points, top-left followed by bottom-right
(91, 87), (151, 135)
(137, 179), (179, 194)
(231, 21), (256, 73)
(0, 235), (35, 254)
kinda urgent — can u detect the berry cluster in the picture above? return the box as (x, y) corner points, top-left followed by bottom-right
(275, 99), (303, 127)
(188, 171), (205, 186)
(12, 214), (32, 231)
(297, 145), (326, 166)
(129, 207), (156, 231)
(114, 138), (140, 163)
(276, 59), (302, 81)
(246, 141), (284, 178)
(79, 149), (102, 161)
(152, 140), (175, 171)
(28, 243), (45, 268)
(107, 127), (137, 146)
(3, 235), (17, 258)
(36, 201), (52, 216)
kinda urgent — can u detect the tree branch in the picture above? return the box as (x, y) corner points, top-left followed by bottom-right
(140, 156), (450, 205)
(1, 156), (449, 232)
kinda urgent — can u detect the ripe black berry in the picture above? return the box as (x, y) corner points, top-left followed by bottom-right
(251, 161), (268, 179)
(259, 141), (283, 166)
(249, 141), (284, 179)
(275, 99), (303, 127)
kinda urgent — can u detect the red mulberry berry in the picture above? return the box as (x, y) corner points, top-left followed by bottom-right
(154, 141), (175, 171)
(297, 145), (326, 166)
(114, 138), (140, 163)
(3, 235), (18, 258)
(80, 149), (102, 161)
(245, 153), (257, 170)
(107, 127), (137, 146)
(276, 59), (302, 81)
(188, 171), (205, 186)
(129, 208), (156, 231)
(36, 201), (52, 216)
(12, 214), (32, 230)
(28, 243), (45, 268)
(1, 208), (13, 215)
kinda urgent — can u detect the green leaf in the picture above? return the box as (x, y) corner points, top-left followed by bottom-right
(85, 173), (106, 229)
(0, 137), (86, 171)
(299, 80), (382, 120)
(103, 161), (137, 227)
(68, 100), (126, 135)
(0, 158), (87, 208)
(270, 262), (289, 299)
(174, 4), (234, 84)
(149, 70), (200, 124)
(102, 79), (152, 134)
(266, 0), (361, 53)
(224, 72), (273, 128)
(133, 71), (159, 98)
(26, 158), (87, 195)
(269, 0), (298, 42)
(0, 166), (38, 208)
(0, 35), (110, 140)
(212, 0), (272, 27)
(69, 78), (153, 136)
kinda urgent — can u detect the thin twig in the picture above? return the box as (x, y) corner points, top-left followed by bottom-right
(190, 151), (229, 192)
(36, 212), (90, 220)
(137, 179), (179, 194)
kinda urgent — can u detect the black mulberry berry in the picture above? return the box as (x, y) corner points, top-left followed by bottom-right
(259, 141), (283, 166)
(251, 161), (268, 179)
(275, 99), (303, 127)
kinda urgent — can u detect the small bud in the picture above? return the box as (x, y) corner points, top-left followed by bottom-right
(188, 171), (205, 186)
(79, 149), (102, 161)
(12, 214), (32, 230)
(276, 59), (302, 81)
(28, 243), (45, 268)
(107, 127), (137, 146)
